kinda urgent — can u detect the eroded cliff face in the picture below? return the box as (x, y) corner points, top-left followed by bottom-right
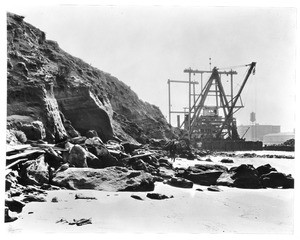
(7, 12), (176, 143)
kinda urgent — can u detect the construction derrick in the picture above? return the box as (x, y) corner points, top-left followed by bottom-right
(168, 62), (260, 150)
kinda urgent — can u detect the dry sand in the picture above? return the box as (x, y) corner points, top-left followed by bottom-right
(4, 153), (297, 236)
(5, 182), (294, 234)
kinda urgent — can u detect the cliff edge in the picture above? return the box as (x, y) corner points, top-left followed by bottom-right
(7, 12), (177, 144)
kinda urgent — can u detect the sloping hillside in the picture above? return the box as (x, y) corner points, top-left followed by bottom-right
(7, 12), (177, 143)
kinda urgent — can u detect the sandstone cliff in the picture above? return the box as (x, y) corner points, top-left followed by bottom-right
(7, 12), (176, 143)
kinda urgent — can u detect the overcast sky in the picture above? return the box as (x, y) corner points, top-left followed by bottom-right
(6, 4), (297, 132)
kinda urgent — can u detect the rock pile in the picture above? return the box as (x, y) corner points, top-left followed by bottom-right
(5, 132), (295, 222)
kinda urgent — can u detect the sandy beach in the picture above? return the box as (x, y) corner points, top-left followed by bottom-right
(5, 153), (295, 234)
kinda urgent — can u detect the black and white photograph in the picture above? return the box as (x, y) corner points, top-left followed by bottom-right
(2, 0), (299, 237)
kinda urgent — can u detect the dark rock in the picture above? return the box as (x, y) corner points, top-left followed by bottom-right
(86, 130), (99, 138)
(256, 164), (277, 177)
(179, 151), (195, 160)
(5, 207), (18, 223)
(149, 138), (167, 148)
(52, 166), (155, 191)
(63, 119), (80, 138)
(146, 193), (170, 200)
(193, 164), (228, 172)
(44, 147), (64, 169)
(22, 194), (47, 203)
(167, 177), (193, 188)
(85, 137), (104, 147)
(55, 163), (70, 173)
(68, 218), (92, 226)
(195, 188), (203, 191)
(87, 145), (121, 168)
(51, 197), (58, 202)
(5, 170), (19, 191)
(158, 157), (173, 169)
(75, 193), (97, 200)
(20, 156), (50, 185)
(5, 198), (25, 213)
(153, 176), (164, 182)
(158, 167), (175, 179)
(127, 158), (156, 174)
(141, 156), (159, 168)
(230, 164), (262, 189)
(260, 171), (294, 188)
(41, 183), (61, 190)
(131, 194), (144, 200)
(121, 142), (141, 154)
(69, 136), (87, 145)
(185, 171), (223, 186)
(14, 62), (29, 76)
(20, 121), (46, 141)
(23, 185), (46, 194)
(207, 186), (222, 192)
(220, 158), (234, 163)
(9, 188), (23, 197)
(68, 144), (89, 167)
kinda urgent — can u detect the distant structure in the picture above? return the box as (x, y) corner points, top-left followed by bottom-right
(250, 112), (256, 123)
(263, 132), (295, 146)
(168, 62), (260, 151)
(237, 124), (280, 141)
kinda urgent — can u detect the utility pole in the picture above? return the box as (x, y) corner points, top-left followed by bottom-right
(168, 79), (171, 124)
(167, 78), (199, 125)
(188, 69), (192, 139)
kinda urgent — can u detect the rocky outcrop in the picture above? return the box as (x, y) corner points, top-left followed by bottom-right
(260, 171), (294, 188)
(52, 166), (155, 191)
(216, 164), (261, 188)
(167, 177), (193, 188)
(7, 12), (177, 144)
(176, 164), (227, 186)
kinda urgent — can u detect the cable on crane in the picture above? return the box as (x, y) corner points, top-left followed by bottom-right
(218, 64), (250, 70)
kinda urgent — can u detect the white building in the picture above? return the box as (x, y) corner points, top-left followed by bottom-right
(263, 132), (295, 146)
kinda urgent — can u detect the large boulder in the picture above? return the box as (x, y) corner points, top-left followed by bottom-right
(192, 164), (228, 172)
(126, 158), (157, 175)
(67, 144), (89, 167)
(52, 166), (155, 191)
(20, 156), (50, 185)
(176, 163), (227, 186)
(256, 164), (277, 177)
(216, 172), (235, 187)
(19, 121), (46, 141)
(260, 171), (294, 188)
(87, 145), (121, 168)
(184, 171), (224, 186)
(121, 142), (142, 154)
(230, 164), (261, 189)
(218, 164), (262, 189)
(5, 198), (25, 213)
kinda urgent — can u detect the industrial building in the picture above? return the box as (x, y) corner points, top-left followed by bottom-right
(237, 124), (281, 142)
(263, 132), (295, 146)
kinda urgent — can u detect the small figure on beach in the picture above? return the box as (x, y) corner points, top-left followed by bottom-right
(169, 139), (177, 162)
